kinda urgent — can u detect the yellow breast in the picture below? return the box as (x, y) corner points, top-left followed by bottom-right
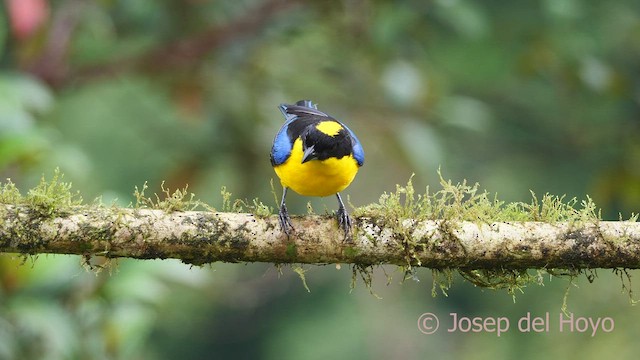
(274, 138), (360, 197)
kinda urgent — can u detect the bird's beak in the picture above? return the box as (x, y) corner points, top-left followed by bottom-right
(301, 145), (317, 163)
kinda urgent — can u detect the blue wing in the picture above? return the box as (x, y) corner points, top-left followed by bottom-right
(341, 122), (364, 166)
(271, 117), (296, 166)
(272, 101), (324, 166)
(271, 100), (364, 166)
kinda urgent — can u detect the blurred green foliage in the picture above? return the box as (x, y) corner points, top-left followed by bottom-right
(2, 0), (640, 359)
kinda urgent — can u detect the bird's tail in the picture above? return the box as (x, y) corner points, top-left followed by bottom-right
(295, 100), (317, 109)
(279, 100), (328, 119)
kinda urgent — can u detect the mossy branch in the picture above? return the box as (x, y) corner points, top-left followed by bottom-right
(2, 170), (639, 283)
(0, 204), (639, 269)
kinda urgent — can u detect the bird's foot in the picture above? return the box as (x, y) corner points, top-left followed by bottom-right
(336, 206), (352, 239)
(278, 204), (294, 235)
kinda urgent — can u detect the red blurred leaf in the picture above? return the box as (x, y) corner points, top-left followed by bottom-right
(7, 0), (49, 40)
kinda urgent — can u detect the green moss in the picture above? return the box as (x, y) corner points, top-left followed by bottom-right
(285, 242), (297, 258)
(0, 179), (22, 204)
(350, 264), (381, 298)
(352, 170), (621, 299)
(344, 246), (359, 258)
(458, 269), (540, 297)
(355, 170), (602, 224)
(430, 268), (454, 297)
(1, 168), (635, 301)
(292, 265), (311, 293)
(612, 268), (638, 305)
(0, 179), (22, 228)
(25, 168), (82, 218)
(220, 186), (232, 212)
(133, 181), (202, 212)
(252, 199), (272, 217)
(219, 186), (272, 217)
(156, 182), (201, 212)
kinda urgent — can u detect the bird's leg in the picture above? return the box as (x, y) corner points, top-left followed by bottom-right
(278, 187), (294, 234)
(336, 193), (352, 237)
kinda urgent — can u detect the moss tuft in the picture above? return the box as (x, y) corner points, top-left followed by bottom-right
(355, 170), (602, 224)
(353, 170), (618, 300)
(1, 168), (635, 302)
(350, 264), (382, 298)
(430, 268), (454, 297)
(219, 186), (272, 216)
(343, 246), (359, 258)
(133, 181), (202, 212)
(25, 168), (82, 217)
(285, 242), (297, 258)
(0, 179), (22, 204)
(292, 265), (311, 292)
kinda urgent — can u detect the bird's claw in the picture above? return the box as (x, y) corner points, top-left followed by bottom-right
(336, 206), (352, 239)
(278, 204), (294, 235)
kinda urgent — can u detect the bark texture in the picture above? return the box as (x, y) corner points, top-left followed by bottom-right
(1, 204), (639, 268)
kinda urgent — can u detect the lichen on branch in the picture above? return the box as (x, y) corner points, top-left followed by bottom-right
(1, 169), (639, 296)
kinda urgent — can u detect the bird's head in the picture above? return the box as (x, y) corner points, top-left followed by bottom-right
(300, 120), (353, 164)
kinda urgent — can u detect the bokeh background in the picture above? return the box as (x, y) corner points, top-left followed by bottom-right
(2, 0), (640, 359)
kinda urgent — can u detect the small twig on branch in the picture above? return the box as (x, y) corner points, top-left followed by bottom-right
(1, 204), (639, 269)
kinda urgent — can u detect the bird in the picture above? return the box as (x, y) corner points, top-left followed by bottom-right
(270, 100), (364, 236)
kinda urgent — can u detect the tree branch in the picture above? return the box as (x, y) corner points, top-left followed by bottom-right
(19, 0), (301, 88)
(71, 0), (301, 85)
(1, 204), (639, 268)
